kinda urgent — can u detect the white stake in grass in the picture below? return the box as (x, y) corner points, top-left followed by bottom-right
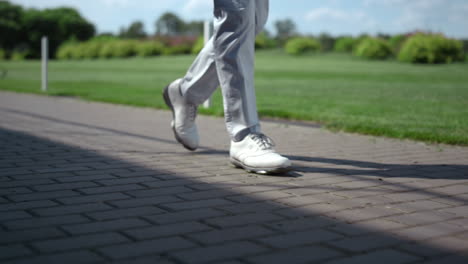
(203, 20), (213, 108)
(41, 36), (48, 92)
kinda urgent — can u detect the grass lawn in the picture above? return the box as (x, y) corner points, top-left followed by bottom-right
(1, 50), (467, 145)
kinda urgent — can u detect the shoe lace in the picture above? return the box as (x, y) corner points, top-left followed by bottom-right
(188, 104), (197, 122)
(250, 133), (275, 150)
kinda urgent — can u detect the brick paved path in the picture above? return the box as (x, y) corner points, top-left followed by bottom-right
(1, 91), (467, 264)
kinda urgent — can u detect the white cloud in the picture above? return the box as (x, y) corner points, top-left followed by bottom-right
(182, 0), (212, 13)
(305, 7), (376, 30)
(306, 7), (370, 22)
(101, 0), (130, 7)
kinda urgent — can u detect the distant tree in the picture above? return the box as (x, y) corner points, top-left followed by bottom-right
(317, 33), (336, 52)
(97, 32), (116, 38)
(0, 1), (24, 51)
(377, 32), (391, 40)
(274, 18), (297, 42)
(155, 12), (185, 36)
(183, 20), (203, 36)
(21, 7), (95, 58)
(119, 21), (147, 39)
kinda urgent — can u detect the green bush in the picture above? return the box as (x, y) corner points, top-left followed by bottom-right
(11, 50), (29, 61)
(334, 37), (357, 52)
(98, 41), (116, 58)
(398, 33), (464, 64)
(81, 41), (103, 59)
(113, 40), (138, 57)
(255, 32), (277, 50)
(56, 43), (75, 60)
(388, 34), (407, 53)
(285, 37), (321, 55)
(97, 40), (138, 58)
(163, 44), (191, 55)
(136, 41), (164, 57)
(353, 38), (392, 60)
(191, 36), (204, 54)
(0, 49), (5, 60)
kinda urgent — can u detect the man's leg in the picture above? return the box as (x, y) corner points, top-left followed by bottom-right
(211, 0), (291, 173)
(180, 0), (267, 142)
(212, 0), (260, 142)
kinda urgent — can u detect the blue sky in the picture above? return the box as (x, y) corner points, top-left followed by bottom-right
(11, 0), (468, 38)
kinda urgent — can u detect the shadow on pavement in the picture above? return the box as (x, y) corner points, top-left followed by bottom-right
(0, 127), (467, 263)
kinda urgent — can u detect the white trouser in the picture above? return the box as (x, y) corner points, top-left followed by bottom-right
(180, 0), (269, 142)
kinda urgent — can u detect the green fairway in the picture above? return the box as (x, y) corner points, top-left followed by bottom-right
(1, 50), (467, 145)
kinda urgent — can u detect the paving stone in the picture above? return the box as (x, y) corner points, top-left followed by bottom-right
(328, 234), (402, 252)
(98, 236), (195, 260)
(125, 221), (212, 240)
(386, 210), (458, 226)
(108, 195), (181, 208)
(62, 218), (150, 235)
(396, 241), (456, 258)
(188, 225), (274, 244)
(172, 241), (268, 263)
(257, 229), (343, 248)
(325, 249), (421, 264)
(0, 227), (66, 244)
(440, 205), (468, 217)
(0, 244), (33, 260)
(417, 255), (468, 264)
(32, 181), (99, 192)
(0, 187), (32, 195)
(391, 222), (464, 240)
(0, 199), (58, 211)
(126, 186), (194, 197)
(218, 200), (284, 214)
(78, 184), (145, 194)
(0, 210), (32, 221)
(328, 219), (408, 236)
(162, 198), (234, 211)
(266, 216), (333, 232)
(0, 178), (55, 188)
(87, 206), (166, 221)
(4, 214), (90, 230)
(7, 190), (80, 202)
(110, 256), (176, 264)
(248, 246), (342, 264)
(205, 212), (284, 228)
(145, 208), (226, 224)
(389, 200), (450, 213)
(32, 203), (112, 216)
(57, 192), (131, 205)
(2, 250), (104, 264)
(96, 176), (158, 186)
(31, 232), (129, 253)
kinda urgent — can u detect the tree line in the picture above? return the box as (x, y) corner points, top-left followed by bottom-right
(0, 1), (299, 59)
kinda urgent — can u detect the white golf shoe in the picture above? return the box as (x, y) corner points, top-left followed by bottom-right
(163, 79), (199, 151)
(230, 133), (292, 174)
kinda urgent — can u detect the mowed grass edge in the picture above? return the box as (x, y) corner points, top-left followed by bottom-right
(1, 50), (467, 145)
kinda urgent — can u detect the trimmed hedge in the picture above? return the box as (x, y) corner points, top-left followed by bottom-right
(191, 36), (204, 54)
(398, 34), (464, 64)
(136, 41), (164, 57)
(57, 40), (165, 60)
(285, 37), (321, 55)
(354, 38), (392, 60)
(163, 44), (191, 55)
(255, 32), (277, 50)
